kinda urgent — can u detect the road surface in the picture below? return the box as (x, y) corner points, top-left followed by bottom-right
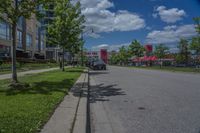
(89, 66), (200, 133)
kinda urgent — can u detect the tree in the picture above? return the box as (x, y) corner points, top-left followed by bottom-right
(193, 17), (200, 35)
(177, 38), (190, 64)
(0, 0), (46, 84)
(110, 52), (120, 65)
(190, 17), (200, 64)
(47, 0), (85, 71)
(190, 37), (200, 55)
(154, 44), (169, 68)
(118, 46), (129, 66)
(128, 40), (145, 57)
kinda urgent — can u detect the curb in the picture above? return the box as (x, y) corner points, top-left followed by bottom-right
(40, 69), (89, 133)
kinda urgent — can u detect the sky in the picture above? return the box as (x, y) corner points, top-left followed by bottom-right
(79, 0), (200, 52)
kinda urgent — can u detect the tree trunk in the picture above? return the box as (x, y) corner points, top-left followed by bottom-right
(11, 23), (18, 83)
(62, 48), (65, 71)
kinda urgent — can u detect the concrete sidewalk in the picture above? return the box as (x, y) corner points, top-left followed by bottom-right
(0, 68), (59, 80)
(40, 70), (89, 133)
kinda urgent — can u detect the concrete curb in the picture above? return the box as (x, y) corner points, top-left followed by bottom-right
(40, 69), (89, 133)
(72, 71), (89, 133)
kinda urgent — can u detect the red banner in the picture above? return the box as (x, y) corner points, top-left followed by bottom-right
(100, 49), (108, 64)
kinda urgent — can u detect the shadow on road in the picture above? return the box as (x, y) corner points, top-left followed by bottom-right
(89, 83), (126, 103)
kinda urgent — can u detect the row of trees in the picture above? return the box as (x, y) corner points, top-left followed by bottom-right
(0, 0), (85, 84)
(110, 40), (145, 65)
(110, 17), (200, 66)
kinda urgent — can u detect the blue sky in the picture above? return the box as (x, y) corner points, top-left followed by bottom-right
(79, 0), (200, 51)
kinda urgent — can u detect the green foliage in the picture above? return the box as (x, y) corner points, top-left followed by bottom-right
(110, 53), (120, 65)
(0, 68), (83, 133)
(47, 0), (85, 52)
(175, 54), (187, 64)
(0, 0), (46, 24)
(128, 40), (145, 57)
(154, 44), (169, 59)
(118, 46), (130, 65)
(177, 38), (190, 64)
(193, 17), (200, 35)
(190, 17), (200, 55)
(190, 37), (200, 54)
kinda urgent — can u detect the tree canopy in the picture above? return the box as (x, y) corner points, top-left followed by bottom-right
(128, 40), (145, 57)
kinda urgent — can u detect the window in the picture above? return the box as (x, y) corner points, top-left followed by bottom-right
(17, 30), (22, 48)
(36, 39), (39, 51)
(0, 19), (11, 40)
(17, 17), (24, 30)
(26, 34), (32, 47)
(41, 40), (45, 50)
(36, 27), (40, 51)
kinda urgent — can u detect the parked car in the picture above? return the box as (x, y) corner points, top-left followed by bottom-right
(92, 59), (106, 70)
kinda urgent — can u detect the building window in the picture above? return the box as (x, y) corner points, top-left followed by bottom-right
(36, 39), (39, 51)
(0, 45), (10, 57)
(17, 30), (22, 48)
(0, 19), (11, 40)
(41, 40), (45, 50)
(26, 34), (32, 47)
(17, 17), (23, 30)
(40, 34), (45, 50)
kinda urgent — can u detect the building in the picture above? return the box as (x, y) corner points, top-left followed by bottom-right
(0, 14), (46, 59)
(39, 3), (63, 62)
(86, 49), (108, 64)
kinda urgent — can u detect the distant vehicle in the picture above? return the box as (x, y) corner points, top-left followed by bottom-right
(92, 59), (106, 70)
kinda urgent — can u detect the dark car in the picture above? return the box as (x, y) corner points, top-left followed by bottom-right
(92, 60), (106, 70)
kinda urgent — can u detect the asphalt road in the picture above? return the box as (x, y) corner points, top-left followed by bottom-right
(89, 66), (200, 133)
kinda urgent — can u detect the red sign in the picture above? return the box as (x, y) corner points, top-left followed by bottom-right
(100, 49), (108, 64)
(144, 45), (153, 52)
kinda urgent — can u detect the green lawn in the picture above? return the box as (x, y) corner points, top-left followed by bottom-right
(129, 66), (200, 73)
(0, 63), (58, 75)
(0, 67), (84, 133)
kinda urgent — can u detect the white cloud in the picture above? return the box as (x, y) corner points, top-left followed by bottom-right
(153, 6), (186, 23)
(92, 42), (130, 51)
(164, 25), (177, 30)
(146, 26), (152, 30)
(146, 24), (197, 44)
(77, 0), (145, 37)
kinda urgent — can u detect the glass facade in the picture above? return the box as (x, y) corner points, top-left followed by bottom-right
(36, 39), (39, 51)
(0, 15), (46, 58)
(17, 16), (24, 29)
(0, 19), (11, 40)
(26, 34), (32, 47)
(17, 30), (22, 48)
(0, 45), (10, 57)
